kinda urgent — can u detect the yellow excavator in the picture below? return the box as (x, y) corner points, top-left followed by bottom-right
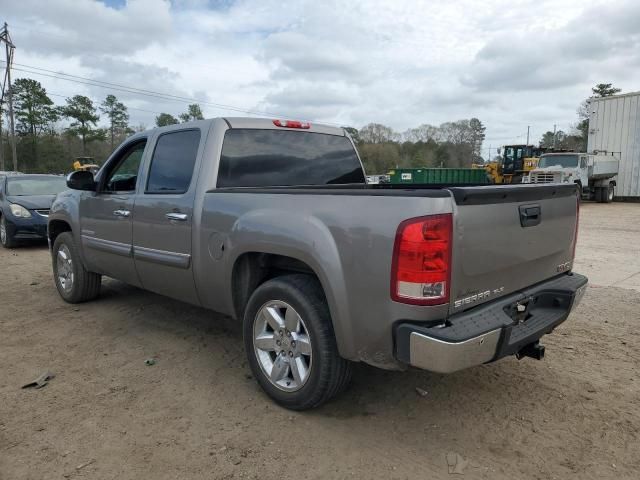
(72, 157), (100, 175)
(474, 145), (547, 184)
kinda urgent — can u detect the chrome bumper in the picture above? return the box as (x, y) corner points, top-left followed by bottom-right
(395, 273), (588, 374)
(408, 329), (501, 374)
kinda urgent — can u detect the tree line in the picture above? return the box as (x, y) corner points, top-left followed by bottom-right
(349, 118), (486, 173)
(0, 76), (621, 175)
(0, 78), (206, 173)
(354, 83), (621, 173)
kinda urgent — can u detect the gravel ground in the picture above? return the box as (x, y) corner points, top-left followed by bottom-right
(1, 202), (639, 479)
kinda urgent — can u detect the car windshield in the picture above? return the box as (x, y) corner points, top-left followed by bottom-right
(6, 176), (67, 196)
(538, 155), (579, 168)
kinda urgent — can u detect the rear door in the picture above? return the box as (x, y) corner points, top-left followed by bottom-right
(132, 127), (204, 305)
(448, 184), (578, 314)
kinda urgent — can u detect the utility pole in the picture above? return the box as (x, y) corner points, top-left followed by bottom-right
(552, 124), (557, 149)
(0, 22), (17, 171)
(0, 92), (4, 171)
(526, 126), (530, 146)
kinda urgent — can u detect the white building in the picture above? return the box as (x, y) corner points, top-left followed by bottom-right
(588, 92), (640, 198)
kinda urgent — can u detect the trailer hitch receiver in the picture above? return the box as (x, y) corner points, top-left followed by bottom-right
(516, 341), (545, 361)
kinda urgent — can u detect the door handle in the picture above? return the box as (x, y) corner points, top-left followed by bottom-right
(519, 204), (541, 227)
(165, 212), (188, 222)
(113, 209), (131, 217)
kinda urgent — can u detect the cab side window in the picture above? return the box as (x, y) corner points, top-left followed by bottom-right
(146, 129), (201, 194)
(580, 156), (588, 169)
(103, 141), (147, 193)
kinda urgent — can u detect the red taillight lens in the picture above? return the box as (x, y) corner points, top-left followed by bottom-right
(273, 119), (311, 129)
(391, 214), (453, 305)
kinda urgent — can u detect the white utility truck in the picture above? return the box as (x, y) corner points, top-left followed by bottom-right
(525, 152), (619, 202)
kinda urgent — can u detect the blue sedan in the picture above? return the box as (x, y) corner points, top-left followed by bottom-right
(0, 174), (68, 248)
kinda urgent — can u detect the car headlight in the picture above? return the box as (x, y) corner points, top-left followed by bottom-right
(9, 203), (32, 218)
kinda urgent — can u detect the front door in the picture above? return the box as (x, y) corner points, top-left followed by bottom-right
(132, 128), (203, 304)
(80, 139), (147, 286)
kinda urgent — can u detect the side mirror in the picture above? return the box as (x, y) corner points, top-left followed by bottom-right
(67, 170), (96, 191)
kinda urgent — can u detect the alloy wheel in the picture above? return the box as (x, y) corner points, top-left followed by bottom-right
(253, 300), (313, 392)
(56, 245), (74, 293)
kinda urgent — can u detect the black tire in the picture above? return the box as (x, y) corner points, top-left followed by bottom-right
(52, 232), (101, 303)
(0, 215), (17, 248)
(605, 184), (615, 203)
(243, 274), (352, 410)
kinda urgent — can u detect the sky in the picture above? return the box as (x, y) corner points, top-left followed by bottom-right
(1, 0), (639, 157)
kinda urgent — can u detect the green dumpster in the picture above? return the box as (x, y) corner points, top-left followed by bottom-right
(388, 168), (488, 185)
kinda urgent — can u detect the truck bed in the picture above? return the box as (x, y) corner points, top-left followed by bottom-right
(198, 182), (578, 368)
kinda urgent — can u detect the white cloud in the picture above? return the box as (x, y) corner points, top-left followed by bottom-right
(3, 0), (638, 147)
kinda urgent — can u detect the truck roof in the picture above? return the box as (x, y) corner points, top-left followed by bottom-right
(135, 117), (346, 139)
(223, 117), (345, 136)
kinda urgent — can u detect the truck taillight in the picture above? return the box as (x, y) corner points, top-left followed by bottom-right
(391, 214), (452, 305)
(273, 119), (310, 129)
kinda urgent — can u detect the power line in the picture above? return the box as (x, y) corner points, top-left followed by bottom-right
(7, 64), (267, 116)
(8, 61), (260, 113)
(47, 91), (165, 116)
(0, 22), (17, 171)
(0, 59), (344, 126)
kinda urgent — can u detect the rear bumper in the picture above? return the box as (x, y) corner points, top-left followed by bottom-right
(395, 273), (588, 373)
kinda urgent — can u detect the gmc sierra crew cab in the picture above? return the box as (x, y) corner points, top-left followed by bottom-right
(48, 118), (587, 410)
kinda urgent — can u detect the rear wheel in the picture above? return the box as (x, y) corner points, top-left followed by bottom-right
(243, 274), (352, 410)
(594, 187), (602, 203)
(0, 216), (17, 248)
(605, 184), (615, 203)
(52, 232), (101, 303)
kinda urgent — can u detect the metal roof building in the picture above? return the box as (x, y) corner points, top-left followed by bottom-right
(588, 92), (640, 198)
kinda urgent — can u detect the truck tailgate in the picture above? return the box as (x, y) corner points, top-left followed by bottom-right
(448, 184), (578, 314)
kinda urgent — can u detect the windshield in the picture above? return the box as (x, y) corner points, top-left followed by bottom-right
(538, 155), (579, 168)
(7, 176), (67, 196)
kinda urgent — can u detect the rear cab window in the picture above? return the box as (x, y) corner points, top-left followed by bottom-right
(146, 129), (201, 194)
(216, 129), (365, 187)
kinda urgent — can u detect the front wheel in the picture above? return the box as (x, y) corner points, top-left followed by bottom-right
(52, 232), (101, 303)
(243, 274), (352, 410)
(0, 216), (17, 248)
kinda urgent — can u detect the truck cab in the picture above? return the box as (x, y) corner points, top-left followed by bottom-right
(525, 152), (619, 203)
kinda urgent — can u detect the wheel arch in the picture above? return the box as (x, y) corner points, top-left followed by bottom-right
(48, 219), (72, 246)
(231, 252), (315, 319)
(229, 247), (355, 360)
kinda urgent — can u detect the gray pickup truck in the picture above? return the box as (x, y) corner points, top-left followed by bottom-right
(49, 118), (587, 410)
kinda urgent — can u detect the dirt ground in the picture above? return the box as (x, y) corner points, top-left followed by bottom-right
(1, 202), (639, 480)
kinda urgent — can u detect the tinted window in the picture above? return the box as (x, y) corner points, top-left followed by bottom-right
(146, 129), (201, 194)
(7, 176), (67, 196)
(217, 129), (365, 187)
(104, 141), (146, 192)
